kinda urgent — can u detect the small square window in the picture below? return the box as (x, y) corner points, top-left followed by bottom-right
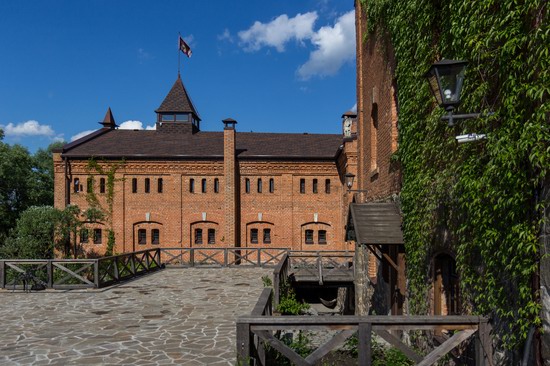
(152, 229), (160, 245)
(208, 229), (215, 244)
(138, 229), (146, 245)
(257, 178), (262, 193)
(94, 229), (102, 244)
(305, 229), (314, 244)
(318, 230), (327, 244)
(250, 229), (258, 244)
(263, 229), (271, 244)
(195, 229), (203, 244)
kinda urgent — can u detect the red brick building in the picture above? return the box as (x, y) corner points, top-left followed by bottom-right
(53, 75), (357, 255)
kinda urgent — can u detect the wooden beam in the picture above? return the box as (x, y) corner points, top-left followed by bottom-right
(358, 322), (372, 366)
(417, 329), (476, 366)
(375, 330), (423, 363)
(254, 330), (311, 366)
(305, 330), (355, 364)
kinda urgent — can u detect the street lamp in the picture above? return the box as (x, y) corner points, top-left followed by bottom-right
(345, 173), (355, 190)
(425, 59), (492, 140)
(425, 59), (469, 126)
(344, 173), (368, 193)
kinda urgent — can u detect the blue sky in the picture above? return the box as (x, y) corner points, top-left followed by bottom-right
(0, 0), (356, 152)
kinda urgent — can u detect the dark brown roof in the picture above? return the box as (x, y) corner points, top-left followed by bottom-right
(348, 203), (403, 245)
(155, 75), (200, 120)
(61, 129), (343, 160)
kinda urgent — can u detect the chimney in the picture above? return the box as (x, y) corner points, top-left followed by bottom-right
(223, 118), (239, 247)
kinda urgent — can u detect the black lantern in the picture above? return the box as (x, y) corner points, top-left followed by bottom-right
(425, 59), (468, 112)
(344, 173), (355, 190)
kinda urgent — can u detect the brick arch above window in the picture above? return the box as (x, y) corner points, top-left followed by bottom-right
(246, 221), (275, 245)
(190, 221), (220, 245)
(300, 222), (332, 246)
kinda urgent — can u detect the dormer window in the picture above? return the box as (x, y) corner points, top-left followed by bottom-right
(160, 113), (190, 122)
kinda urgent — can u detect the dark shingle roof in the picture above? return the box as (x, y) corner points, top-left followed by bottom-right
(155, 75), (200, 120)
(348, 203), (404, 245)
(61, 129), (343, 160)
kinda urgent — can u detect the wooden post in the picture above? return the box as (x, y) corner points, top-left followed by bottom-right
(0, 260), (4, 288)
(355, 243), (370, 315)
(236, 321), (252, 365)
(358, 322), (372, 366)
(47, 260), (53, 288)
(94, 260), (100, 288)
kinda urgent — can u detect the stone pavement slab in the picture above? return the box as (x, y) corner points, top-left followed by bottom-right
(0, 267), (271, 365)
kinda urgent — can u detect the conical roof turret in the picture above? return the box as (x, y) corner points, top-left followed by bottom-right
(155, 74), (201, 121)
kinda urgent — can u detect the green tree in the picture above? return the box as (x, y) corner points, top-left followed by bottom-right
(0, 206), (60, 259)
(0, 136), (34, 240)
(30, 141), (65, 206)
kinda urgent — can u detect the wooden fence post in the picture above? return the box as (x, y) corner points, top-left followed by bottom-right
(236, 320), (252, 365)
(358, 322), (372, 366)
(47, 260), (53, 288)
(94, 260), (100, 288)
(0, 260), (4, 288)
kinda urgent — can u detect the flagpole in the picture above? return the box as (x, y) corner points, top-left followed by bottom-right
(178, 32), (181, 76)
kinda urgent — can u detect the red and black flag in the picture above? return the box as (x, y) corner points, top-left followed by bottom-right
(179, 36), (192, 58)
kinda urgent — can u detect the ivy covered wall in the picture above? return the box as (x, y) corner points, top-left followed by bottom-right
(359, 0), (548, 352)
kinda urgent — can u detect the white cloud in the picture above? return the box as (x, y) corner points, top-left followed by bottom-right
(351, 103), (357, 112)
(71, 130), (95, 142)
(237, 10), (355, 79)
(297, 10), (356, 80)
(217, 28), (234, 43)
(119, 120), (156, 131)
(1, 120), (55, 137)
(238, 12), (318, 52)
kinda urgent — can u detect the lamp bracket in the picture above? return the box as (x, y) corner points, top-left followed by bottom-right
(441, 111), (495, 127)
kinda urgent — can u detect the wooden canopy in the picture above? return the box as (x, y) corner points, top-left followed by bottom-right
(347, 202), (404, 245)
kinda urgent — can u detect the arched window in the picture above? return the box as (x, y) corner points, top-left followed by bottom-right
(250, 228), (259, 244)
(305, 230), (314, 244)
(208, 229), (216, 244)
(263, 229), (271, 244)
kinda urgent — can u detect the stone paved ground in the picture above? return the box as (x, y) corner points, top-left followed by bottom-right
(0, 267), (271, 365)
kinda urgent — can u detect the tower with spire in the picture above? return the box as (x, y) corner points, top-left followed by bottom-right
(155, 75), (201, 134)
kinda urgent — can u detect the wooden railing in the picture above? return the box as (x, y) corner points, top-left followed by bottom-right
(159, 247), (289, 267)
(237, 289), (493, 366)
(288, 252), (354, 285)
(0, 249), (162, 290)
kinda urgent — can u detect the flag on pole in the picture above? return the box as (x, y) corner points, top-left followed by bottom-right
(179, 36), (192, 58)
